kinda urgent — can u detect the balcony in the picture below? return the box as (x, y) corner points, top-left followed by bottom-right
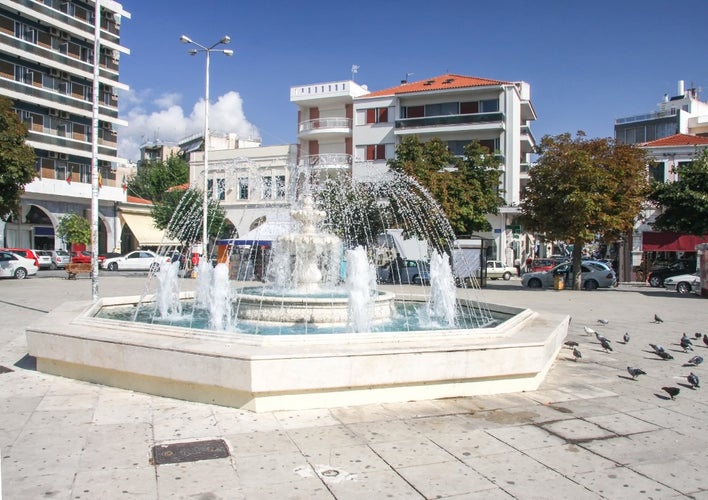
(298, 118), (352, 139)
(298, 154), (352, 171)
(395, 112), (504, 132)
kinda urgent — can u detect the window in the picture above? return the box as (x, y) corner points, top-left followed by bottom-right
(275, 175), (286, 199)
(402, 105), (424, 118)
(478, 139), (498, 153)
(238, 177), (249, 200)
(262, 176), (272, 199)
(480, 99), (499, 112)
(77, 163), (89, 183)
(447, 140), (470, 156)
(366, 144), (386, 161)
(216, 178), (225, 200)
(648, 162), (665, 183)
(54, 162), (66, 181)
(366, 107), (388, 124)
(460, 101), (479, 114)
(424, 102), (458, 116)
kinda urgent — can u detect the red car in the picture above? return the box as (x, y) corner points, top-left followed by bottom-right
(70, 251), (105, 264)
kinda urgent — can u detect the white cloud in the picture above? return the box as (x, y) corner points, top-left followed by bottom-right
(117, 89), (260, 162)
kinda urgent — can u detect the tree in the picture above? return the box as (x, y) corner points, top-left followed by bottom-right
(56, 213), (91, 247)
(387, 136), (504, 234)
(152, 187), (226, 245)
(0, 97), (37, 220)
(520, 132), (649, 289)
(648, 148), (708, 235)
(127, 154), (189, 203)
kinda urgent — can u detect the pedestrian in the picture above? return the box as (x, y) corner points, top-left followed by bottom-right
(514, 258), (521, 277)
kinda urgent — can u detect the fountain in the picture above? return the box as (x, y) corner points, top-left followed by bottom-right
(25, 171), (569, 412)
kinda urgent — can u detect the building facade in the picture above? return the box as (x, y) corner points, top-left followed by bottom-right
(0, 0), (131, 253)
(290, 74), (537, 264)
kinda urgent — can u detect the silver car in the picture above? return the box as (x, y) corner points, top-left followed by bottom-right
(522, 260), (616, 290)
(663, 272), (700, 295)
(50, 249), (71, 269)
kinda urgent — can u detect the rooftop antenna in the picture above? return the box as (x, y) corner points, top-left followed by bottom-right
(351, 64), (359, 81)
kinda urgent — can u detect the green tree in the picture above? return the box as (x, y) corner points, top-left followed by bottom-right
(0, 97), (37, 220)
(152, 187), (226, 245)
(387, 135), (504, 235)
(56, 212), (91, 247)
(520, 132), (650, 289)
(127, 154), (189, 203)
(649, 148), (708, 235)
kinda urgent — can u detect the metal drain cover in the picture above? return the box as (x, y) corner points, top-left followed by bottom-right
(151, 439), (229, 465)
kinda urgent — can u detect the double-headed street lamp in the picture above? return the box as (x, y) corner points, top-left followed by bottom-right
(179, 34), (233, 261)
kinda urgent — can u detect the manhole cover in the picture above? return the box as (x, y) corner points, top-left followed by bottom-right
(151, 439), (230, 465)
(321, 469), (340, 477)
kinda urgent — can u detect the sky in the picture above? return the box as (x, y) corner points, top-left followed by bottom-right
(116, 0), (708, 162)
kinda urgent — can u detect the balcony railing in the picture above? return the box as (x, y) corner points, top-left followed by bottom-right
(615, 109), (678, 125)
(298, 154), (352, 170)
(396, 112), (504, 129)
(298, 118), (351, 133)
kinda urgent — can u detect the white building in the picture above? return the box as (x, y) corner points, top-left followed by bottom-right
(290, 74), (537, 263)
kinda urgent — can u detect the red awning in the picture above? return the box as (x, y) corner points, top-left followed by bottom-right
(642, 232), (708, 252)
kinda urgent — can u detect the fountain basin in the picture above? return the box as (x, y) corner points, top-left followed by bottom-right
(26, 294), (568, 412)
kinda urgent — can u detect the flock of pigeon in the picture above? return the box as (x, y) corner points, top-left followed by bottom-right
(564, 314), (704, 401)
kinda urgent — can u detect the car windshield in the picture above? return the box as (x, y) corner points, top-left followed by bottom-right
(56, 250), (69, 255)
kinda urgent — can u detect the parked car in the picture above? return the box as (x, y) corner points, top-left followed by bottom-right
(50, 249), (71, 269)
(376, 259), (430, 285)
(0, 248), (40, 269)
(34, 250), (53, 270)
(0, 250), (38, 279)
(663, 272), (701, 295)
(70, 251), (105, 265)
(101, 250), (167, 272)
(522, 260), (616, 290)
(647, 259), (697, 288)
(485, 260), (517, 280)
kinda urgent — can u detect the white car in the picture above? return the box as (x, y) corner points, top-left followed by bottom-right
(663, 272), (700, 295)
(101, 250), (167, 272)
(485, 260), (517, 280)
(0, 250), (39, 279)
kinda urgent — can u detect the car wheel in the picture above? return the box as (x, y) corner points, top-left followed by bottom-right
(107, 262), (118, 271)
(50, 262), (57, 270)
(150, 263), (160, 273)
(649, 275), (662, 287)
(503, 271), (511, 281)
(584, 280), (599, 291)
(676, 282), (691, 295)
(14, 267), (27, 280)
(527, 278), (542, 288)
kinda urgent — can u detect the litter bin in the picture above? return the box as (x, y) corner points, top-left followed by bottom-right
(553, 273), (565, 290)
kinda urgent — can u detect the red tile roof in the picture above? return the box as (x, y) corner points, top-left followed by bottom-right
(126, 195), (153, 205)
(166, 182), (190, 192)
(359, 74), (510, 98)
(640, 134), (708, 147)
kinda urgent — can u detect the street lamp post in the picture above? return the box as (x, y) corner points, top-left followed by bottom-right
(179, 34), (233, 262)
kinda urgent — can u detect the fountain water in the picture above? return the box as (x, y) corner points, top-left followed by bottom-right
(26, 169), (569, 412)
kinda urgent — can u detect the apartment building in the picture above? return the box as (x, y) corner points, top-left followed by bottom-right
(290, 74), (537, 262)
(0, 0), (131, 253)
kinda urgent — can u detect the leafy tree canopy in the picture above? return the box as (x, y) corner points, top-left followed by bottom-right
(56, 212), (91, 246)
(387, 136), (504, 234)
(0, 97), (37, 220)
(649, 147), (708, 235)
(520, 132), (649, 288)
(127, 154), (189, 204)
(152, 187), (226, 244)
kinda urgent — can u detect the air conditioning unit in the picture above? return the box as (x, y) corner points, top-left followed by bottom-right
(48, 151), (58, 158)
(60, 71), (69, 80)
(60, 31), (69, 41)
(103, 84), (113, 93)
(111, 49), (120, 60)
(48, 109), (59, 117)
(59, 111), (69, 119)
(101, 122), (112, 130)
(49, 68), (60, 77)
(58, 153), (68, 160)
(49, 27), (60, 37)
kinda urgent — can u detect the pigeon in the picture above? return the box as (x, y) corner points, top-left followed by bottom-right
(564, 340), (579, 348)
(595, 332), (610, 343)
(687, 372), (700, 389)
(703, 334), (708, 347)
(695, 332), (702, 339)
(654, 314), (664, 323)
(627, 367), (646, 380)
(688, 355), (704, 366)
(600, 338), (613, 352)
(584, 326), (597, 336)
(658, 351), (674, 360)
(597, 319), (609, 325)
(572, 347), (582, 361)
(662, 386), (680, 400)
(649, 343), (665, 355)
(681, 334), (694, 352)
(623, 332), (630, 343)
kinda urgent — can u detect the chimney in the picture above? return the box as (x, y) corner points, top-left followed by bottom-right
(678, 80), (685, 97)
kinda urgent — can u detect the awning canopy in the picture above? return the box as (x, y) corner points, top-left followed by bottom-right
(216, 218), (294, 248)
(120, 213), (180, 247)
(642, 232), (708, 252)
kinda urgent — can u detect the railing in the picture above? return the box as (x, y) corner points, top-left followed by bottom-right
(615, 109), (678, 125)
(396, 112), (504, 129)
(298, 118), (351, 133)
(298, 154), (352, 169)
